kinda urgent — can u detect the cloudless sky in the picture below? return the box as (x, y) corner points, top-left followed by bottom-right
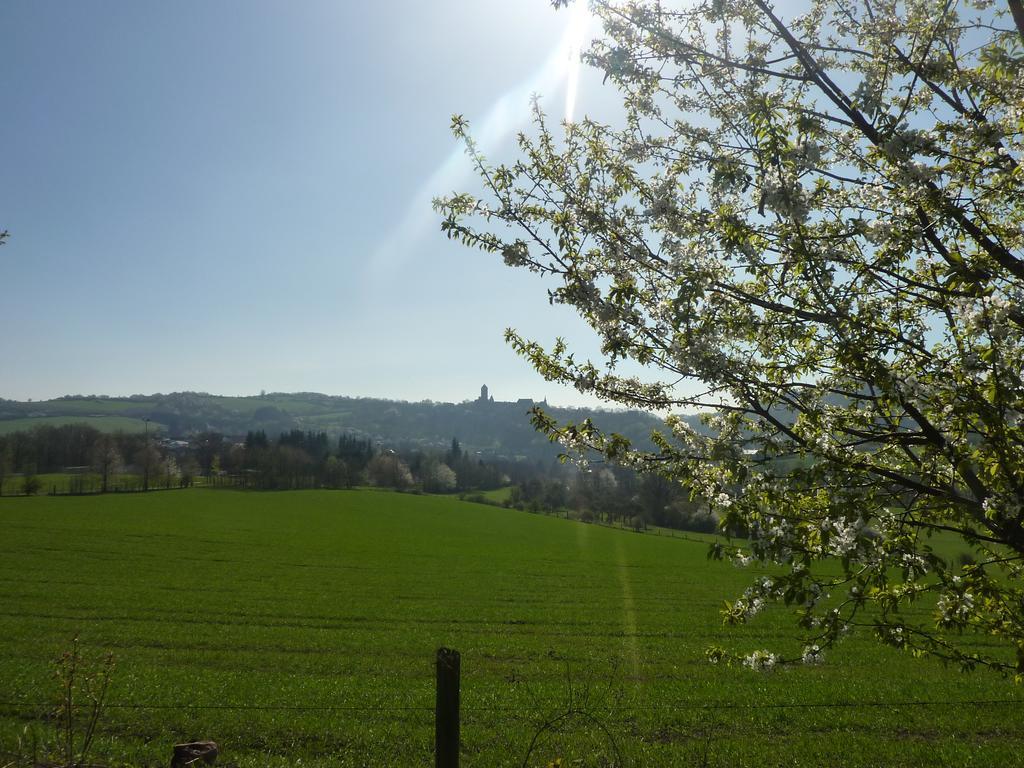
(0, 1), (619, 405)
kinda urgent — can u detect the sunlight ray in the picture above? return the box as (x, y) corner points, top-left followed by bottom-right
(564, 0), (591, 123)
(367, 5), (593, 280)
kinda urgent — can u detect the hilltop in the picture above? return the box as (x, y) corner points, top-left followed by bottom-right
(0, 388), (705, 461)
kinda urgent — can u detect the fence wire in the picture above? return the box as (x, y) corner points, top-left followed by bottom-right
(0, 697), (1021, 713)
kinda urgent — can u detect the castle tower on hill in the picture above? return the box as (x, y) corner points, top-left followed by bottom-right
(477, 384), (494, 404)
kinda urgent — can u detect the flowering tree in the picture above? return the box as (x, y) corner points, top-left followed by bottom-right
(437, 0), (1024, 674)
(423, 460), (458, 493)
(367, 453), (415, 490)
(90, 434), (124, 493)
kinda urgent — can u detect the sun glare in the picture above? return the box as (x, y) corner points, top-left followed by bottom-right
(563, 0), (591, 122)
(369, 1), (594, 279)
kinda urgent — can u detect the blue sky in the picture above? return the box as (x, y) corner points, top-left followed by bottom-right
(0, 1), (614, 405)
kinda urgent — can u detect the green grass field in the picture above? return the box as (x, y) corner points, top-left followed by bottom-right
(0, 416), (164, 435)
(0, 473), (170, 496)
(0, 490), (1021, 767)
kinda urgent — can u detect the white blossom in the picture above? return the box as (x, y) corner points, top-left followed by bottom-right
(742, 650), (779, 671)
(801, 644), (823, 664)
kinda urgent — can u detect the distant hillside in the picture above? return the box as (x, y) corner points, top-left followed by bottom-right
(0, 390), (707, 461)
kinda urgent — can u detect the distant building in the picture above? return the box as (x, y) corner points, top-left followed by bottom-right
(474, 385), (546, 407)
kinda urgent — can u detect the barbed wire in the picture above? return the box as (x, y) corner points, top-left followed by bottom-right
(0, 696), (1020, 713)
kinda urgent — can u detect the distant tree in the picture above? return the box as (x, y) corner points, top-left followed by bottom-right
(90, 434), (123, 493)
(222, 443), (247, 475)
(367, 453), (414, 490)
(323, 455), (349, 489)
(278, 429), (304, 450)
(338, 433), (374, 475)
(542, 479), (568, 511)
(245, 430), (269, 450)
(137, 443), (162, 492)
(637, 474), (667, 522)
(671, 500), (719, 535)
(242, 431), (269, 473)
(423, 460), (458, 493)
(270, 445), (312, 489)
(305, 431), (330, 463)
(191, 432), (225, 476)
(179, 455), (199, 488)
(573, 469), (621, 521)
(21, 472), (40, 497)
(162, 456), (180, 489)
(446, 437), (463, 465)
(0, 442), (11, 496)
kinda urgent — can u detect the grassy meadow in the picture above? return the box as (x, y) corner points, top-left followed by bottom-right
(0, 489), (1021, 767)
(0, 416), (164, 436)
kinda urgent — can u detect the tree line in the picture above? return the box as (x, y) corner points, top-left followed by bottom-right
(505, 466), (715, 533)
(0, 424), (183, 494)
(0, 426), (510, 496)
(0, 390), (687, 463)
(0, 424), (715, 534)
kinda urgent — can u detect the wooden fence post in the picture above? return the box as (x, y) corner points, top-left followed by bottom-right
(435, 647), (460, 768)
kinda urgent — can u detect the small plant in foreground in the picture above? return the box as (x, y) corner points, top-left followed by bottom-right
(518, 655), (626, 767)
(51, 637), (115, 768)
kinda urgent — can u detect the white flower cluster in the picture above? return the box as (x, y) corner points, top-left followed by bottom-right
(855, 181), (889, 209)
(788, 140), (822, 172)
(820, 517), (863, 556)
(889, 625), (906, 648)
(759, 169), (809, 223)
(952, 292), (1021, 342)
(665, 238), (728, 283)
(806, 581), (825, 608)
(801, 644), (823, 665)
(900, 552), (929, 577)
(806, 607), (852, 634)
(863, 216), (893, 245)
(733, 594), (765, 619)
(644, 177), (678, 219)
(902, 159), (937, 183)
(750, 518), (795, 562)
(984, 294), (1019, 342)
(732, 577), (778, 620)
(982, 493), (1024, 520)
(898, 372), (930, 400)
(742, 649), (779, 671)
(852, 77), (884, 117)
(952, 295), (984, 330)
(937, 589), (975, 624)
(501, 240), (530, 268)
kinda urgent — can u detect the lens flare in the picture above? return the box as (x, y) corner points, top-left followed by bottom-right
(564, 0), (590, 123)
(368, 3), (593, 280)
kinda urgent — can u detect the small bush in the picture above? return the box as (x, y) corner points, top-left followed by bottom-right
(22, 474), (41, 496)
